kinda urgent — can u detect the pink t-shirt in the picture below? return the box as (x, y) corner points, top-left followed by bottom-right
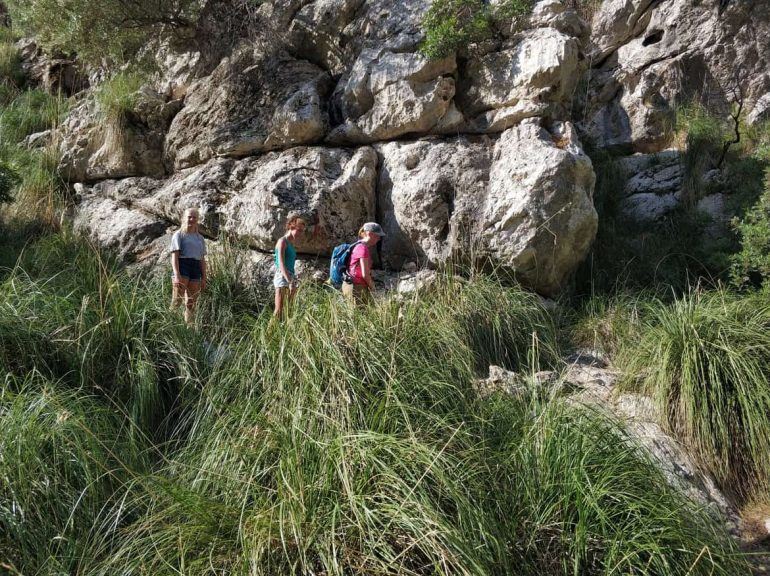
(349, 243), (370, 285)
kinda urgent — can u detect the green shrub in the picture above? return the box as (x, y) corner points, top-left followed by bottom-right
(420, 0), (534, 59)
(732, 170), (770, 286)
(5, 0), (201, 67)
(621, 289), (770, 501)
(505, 399), (745, 575)
(731, 127), (770, 287)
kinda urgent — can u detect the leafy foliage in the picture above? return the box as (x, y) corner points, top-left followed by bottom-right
(731, 122), (770, 286)
(420, 0), (534, 59)
(5, 0), (201, 67)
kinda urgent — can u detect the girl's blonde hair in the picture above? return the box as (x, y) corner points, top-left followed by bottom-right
(285, 213), (307, 231)
(180, 207), (200, 234)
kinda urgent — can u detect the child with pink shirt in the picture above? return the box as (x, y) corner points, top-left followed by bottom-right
(342, 222), (385, 304)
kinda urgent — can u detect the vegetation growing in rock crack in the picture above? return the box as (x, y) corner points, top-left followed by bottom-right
(420, 0), (534, 59)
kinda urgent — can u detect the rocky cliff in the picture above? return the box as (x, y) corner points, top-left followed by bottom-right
(49, 0), (769, 295)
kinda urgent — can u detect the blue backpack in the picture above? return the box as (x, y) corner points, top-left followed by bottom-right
(329, 241), (362, 286)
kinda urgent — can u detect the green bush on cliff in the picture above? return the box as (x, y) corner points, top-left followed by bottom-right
(420, 0), (534, 59)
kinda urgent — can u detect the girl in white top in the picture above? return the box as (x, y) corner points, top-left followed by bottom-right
(170, 207), (207, 325)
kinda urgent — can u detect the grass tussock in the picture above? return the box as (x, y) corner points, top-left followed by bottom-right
(95, 71), (143, 125)
(0, 228), (752, 575)
(0, 87), (69, 222)
(621, 289), (770, 501)
(0, 89), (66, 144)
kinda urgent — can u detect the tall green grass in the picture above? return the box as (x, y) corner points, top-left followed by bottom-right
(0, 370), (150, 574)
(0, 88), (66, 144)
(0, 229), (752, 575)
(95, 71), (144, 125)
(621, 289), (770, 501)
(0, 84), (69, 223)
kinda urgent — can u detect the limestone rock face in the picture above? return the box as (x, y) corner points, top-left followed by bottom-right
(377, 137), (492, 268)
(619, 150), (683, 221)
(15, 38), (88, 96)
(328, 51), (458, 143)
(457, 27), (580, 123)
(481, 120), (597, 295)
(582, 0), (770, 152)
(64, 0), (601, 295)
(528, 0), (588, 40)
(378, 119), (597, 295)
(58, 88), (179, 183)
(86, 145), (378, 257)
(220, 146), (378, 254)
(165, 47), (331, 170)
(73, 194), (169, 264)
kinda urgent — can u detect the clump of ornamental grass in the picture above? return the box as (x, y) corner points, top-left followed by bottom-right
(4, 143), (66, 223)
(95, 71), (144, 125)
(0, 231), (210, 438)
(568, 291), (647, 360)
(621, 288), (770, 501)
(483, 394), (748, 575)
(0, 370), (150, 575)
(426, 273), (560, 371)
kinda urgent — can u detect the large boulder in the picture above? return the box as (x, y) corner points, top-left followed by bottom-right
(220, 146), (378, 254)
(480, 120), (597, 295)
(377, 137), (492, 267)
(457, 27), (581, 130)
(72, 194), (169, 265)
(378, 119), (597, 295)
(328, 50), (459, 143)
(165, 47), (332, 170)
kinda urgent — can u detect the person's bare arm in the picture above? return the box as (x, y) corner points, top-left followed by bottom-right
(200, 257), (207, 290)
(359, 254), (374, 290)
(277, 238), (292, 283)
(171, 251), (181, 282)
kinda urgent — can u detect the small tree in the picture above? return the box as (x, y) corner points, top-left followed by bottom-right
(5, 0), (202, 67)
